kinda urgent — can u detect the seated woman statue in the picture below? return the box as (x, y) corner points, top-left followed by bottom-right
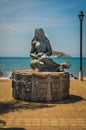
(30, 28), (71, 72)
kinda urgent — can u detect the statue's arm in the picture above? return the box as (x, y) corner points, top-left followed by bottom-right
(30, 53), (38, 59)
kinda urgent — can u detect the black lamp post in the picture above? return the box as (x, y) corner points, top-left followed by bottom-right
(78, 11), (84, 81)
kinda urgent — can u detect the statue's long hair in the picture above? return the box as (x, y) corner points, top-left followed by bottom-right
(33, 28), (45, 41)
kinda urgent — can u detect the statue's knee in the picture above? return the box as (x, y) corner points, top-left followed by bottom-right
(30, 61), (35, 69)
(30, 60), (39, 69)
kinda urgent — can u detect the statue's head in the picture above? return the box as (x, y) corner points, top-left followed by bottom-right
(34, 28), (45, 41)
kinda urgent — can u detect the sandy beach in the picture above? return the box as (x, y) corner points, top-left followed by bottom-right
(0, 78), (86, 130)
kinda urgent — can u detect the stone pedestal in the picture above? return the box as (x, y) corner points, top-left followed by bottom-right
(12, 70), (70, 102)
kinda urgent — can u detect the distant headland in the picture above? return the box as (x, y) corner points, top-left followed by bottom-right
(50, 51), (71, 58)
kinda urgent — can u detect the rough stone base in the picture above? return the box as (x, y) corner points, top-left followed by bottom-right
(12, 70), (70, 102)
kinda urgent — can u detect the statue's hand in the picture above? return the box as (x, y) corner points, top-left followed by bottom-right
(30, 53), (38, 59)
(37, 53), (44, 57)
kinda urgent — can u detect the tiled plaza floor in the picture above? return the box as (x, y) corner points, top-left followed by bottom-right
(0, 79), (86, 130)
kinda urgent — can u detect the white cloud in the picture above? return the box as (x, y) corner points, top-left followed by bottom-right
(0, 0), (47, 15)
(0, 15), (74, 34)
(0, 22), (32, 33)
(0, 0), (77, 35)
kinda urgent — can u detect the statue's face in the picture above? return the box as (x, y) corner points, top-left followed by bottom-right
(34, 28), (45, 40)
(34, 31), (40, 40)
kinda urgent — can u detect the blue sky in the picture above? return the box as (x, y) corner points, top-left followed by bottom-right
(0, 0), (86, 57)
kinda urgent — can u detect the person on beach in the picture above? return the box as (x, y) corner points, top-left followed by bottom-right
(30, 28), (71, 72)
(0, 70), (4, 77)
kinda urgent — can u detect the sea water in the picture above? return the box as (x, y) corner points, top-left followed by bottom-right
(0, 57), (86, 78)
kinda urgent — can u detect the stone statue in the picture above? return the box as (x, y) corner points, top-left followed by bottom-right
(30, 28), (71, 72)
